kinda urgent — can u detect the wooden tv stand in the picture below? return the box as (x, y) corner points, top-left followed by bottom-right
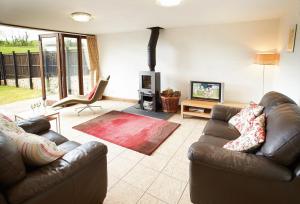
(181, 99), (246, 119)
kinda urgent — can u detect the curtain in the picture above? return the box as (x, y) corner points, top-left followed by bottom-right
(87, 36), (100, 88)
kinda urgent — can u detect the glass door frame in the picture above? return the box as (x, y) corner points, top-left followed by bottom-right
(39, 33), (88, 100)
(39, 33), (63, 100)
(61, 34), (85, 98)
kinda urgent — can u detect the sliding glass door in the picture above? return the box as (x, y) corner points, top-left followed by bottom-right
(81, 38), (92, 95)
(39, 33), (91, 101)
(63, 36), (80, 96)
(39, 34), (62, 101)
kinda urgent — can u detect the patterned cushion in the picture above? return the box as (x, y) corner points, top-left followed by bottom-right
(224, 114), (266, 152)
(0, 117), (25, 137)
(0, 117), (65, 166)
(0, 112), (12, 122)
(87, 84), (98, 100)
(229, 102), (264, 134)
(12, 132), (66, 166)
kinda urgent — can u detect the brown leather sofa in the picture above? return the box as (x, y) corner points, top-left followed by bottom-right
(188, 92), (300, 204)
(0, 117), (107, 204)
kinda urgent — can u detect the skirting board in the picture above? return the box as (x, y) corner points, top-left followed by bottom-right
(102, 95), (138, 103)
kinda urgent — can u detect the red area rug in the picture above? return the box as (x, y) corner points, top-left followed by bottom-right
(73, 110), (180, 155)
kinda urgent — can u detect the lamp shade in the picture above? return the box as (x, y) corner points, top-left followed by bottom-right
(254, 53), (280, 65)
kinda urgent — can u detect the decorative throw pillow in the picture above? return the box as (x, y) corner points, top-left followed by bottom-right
(12, 132), (66, 166)
(87, 84), (98, 100)
(224, 114), (266, 152)
(0, 112), (12, 122)
(229, 102), (264, 134)
(0, 116), (25, 137)
(0, 117), (65, 166)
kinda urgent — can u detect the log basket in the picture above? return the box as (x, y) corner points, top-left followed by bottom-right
(161, 96), (180, 113)
(161, 89), (181, 113)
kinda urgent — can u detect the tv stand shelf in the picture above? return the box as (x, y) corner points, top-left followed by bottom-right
(181, 99), (245, 119)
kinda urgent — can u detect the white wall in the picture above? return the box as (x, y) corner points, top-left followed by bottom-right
(98, 19), (279, 103)
(274, 2), (300, 104)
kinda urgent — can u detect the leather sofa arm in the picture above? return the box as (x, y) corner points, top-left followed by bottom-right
(188, 142), (292, 181)
(61, 141), (108, 168)
(211, 105), (241, 122)
(0, 194), (7, 204)
(5, 141), (107, 204)
(294, 161), (300, 177)
(17, 116), (51, 134)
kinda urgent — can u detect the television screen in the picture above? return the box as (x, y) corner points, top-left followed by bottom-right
(191, 81), (223, 102)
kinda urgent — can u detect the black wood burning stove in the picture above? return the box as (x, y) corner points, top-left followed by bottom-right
(138, 27), (163, 112)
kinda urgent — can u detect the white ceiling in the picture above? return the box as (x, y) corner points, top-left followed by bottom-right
(0, 0), (296, 34)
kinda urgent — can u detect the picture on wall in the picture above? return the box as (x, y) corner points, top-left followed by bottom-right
(287, 24), (297, 53)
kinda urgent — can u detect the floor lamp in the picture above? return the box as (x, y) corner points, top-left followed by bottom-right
(254, 53), (280, 96)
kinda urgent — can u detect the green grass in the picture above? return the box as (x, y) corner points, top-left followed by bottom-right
(0, 41), (39, 54)
(0, 45), (39, 54)
(0, 86), (41, 105)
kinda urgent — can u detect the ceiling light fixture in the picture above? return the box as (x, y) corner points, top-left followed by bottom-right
(157, 0), (183, 7)
(71, 12), (92, 22)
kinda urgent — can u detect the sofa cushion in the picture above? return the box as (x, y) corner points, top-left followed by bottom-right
(228, 102), (264, 134)
(0, 117), (25, 137)
(258, 104), (300, 166)
(0, 112), (12, 122)
(198, 135), (229, 147)
(224, 114), (266, 152)
(17, 116), (50, 134)
(12, 132), (66, 166)
(58, 141), (81, 153)
(39, 130), (68, 145)
(0, 132), (26, 189)
(203, 120), (240, 140)
(259, 91), (296, 116)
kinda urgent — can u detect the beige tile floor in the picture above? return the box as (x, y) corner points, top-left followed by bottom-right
(1, 99), (207, 204)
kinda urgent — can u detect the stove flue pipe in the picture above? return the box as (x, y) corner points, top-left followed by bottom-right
(147, 27), (163, 72)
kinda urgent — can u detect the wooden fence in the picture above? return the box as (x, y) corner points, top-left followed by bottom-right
(0, 50), (89, 89)
(0, 51), (41, 89)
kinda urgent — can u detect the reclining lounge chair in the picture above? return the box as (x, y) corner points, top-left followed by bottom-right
(52, 77), (109, 115)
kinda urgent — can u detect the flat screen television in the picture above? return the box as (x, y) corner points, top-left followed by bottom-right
(191, 81), (224, 102)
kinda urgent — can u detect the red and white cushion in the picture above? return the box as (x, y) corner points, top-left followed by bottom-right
(229, 102), (264, 134)
(13, 132), (66, 166)
(87, 84), (98, 100)
(224, 113), (266, 152)
(0, 114), (65, 166)
(0, 116), (25, 137)
(0, 111), (12, 122)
